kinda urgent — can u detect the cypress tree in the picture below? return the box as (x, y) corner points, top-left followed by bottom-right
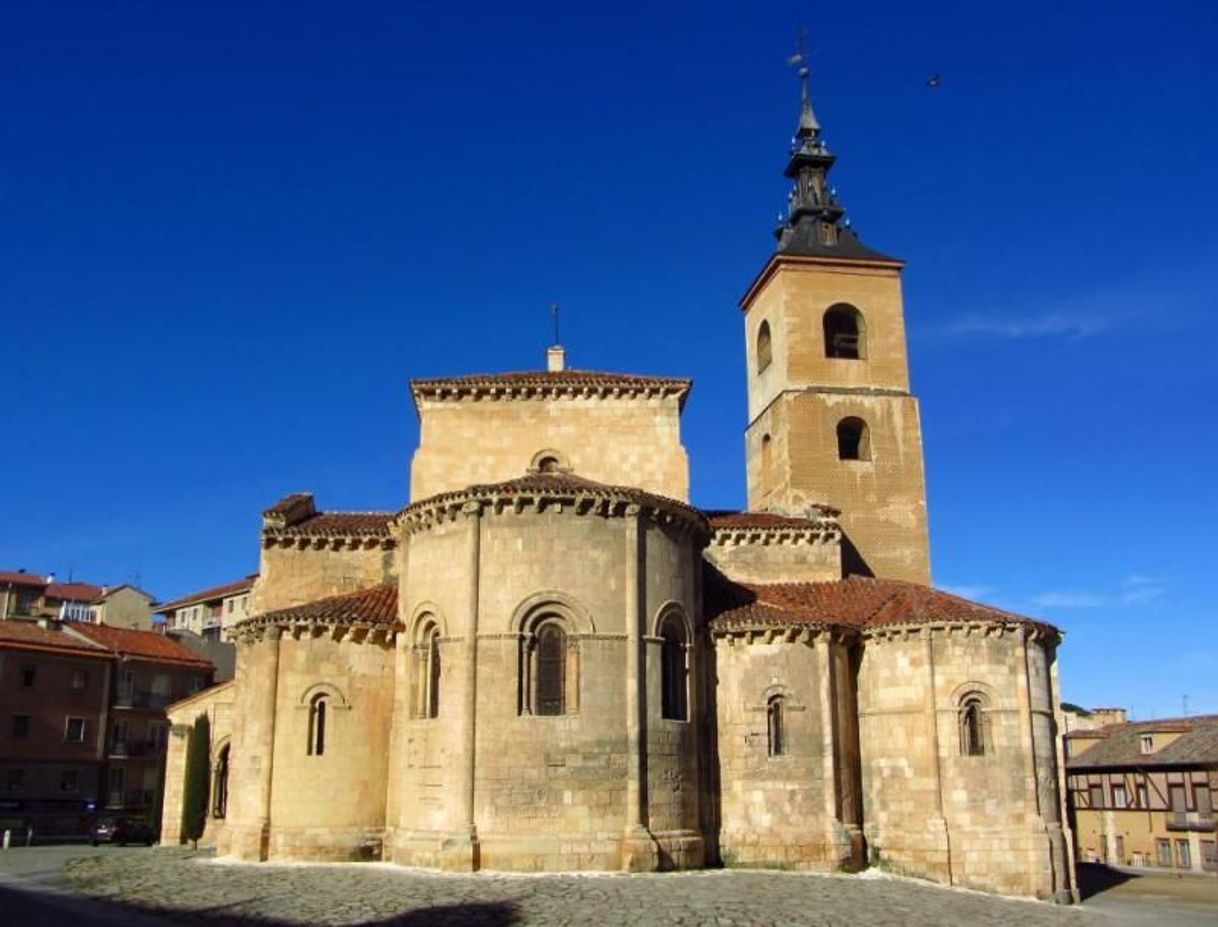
(180, 713), (211, 848)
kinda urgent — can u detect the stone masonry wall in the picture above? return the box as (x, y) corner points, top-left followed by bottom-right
(410, 395), (689, 503)
(253, 544), (396, 614)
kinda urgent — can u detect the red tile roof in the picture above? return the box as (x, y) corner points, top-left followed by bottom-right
(158, 574), (259, 613)
(0, 571), (48, 589)
(45, 582), (105, 602)
(0, 619), (111, 658)
(265, 511), (396, 538)
(67, 623), (214, 668)
(1067, 715), (1218, 769)
(242, 584), (399, 629)
(706, 572), (1055, 635)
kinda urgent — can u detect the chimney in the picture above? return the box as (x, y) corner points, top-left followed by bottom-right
(547, 345), (566, 373)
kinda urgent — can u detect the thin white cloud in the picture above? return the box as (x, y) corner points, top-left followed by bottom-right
(938, 583), (997, 601)
(942, 312), (1118, 340)
(1031, 575), (1166, 609)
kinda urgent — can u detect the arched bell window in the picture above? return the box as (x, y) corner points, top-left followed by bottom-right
(756, 320), (773, 373)
(659, 614), (689, 722)
(836, 417), (870, 461)
(823, 304), (866, 359)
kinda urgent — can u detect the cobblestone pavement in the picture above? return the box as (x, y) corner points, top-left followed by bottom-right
(1, 847), (1215, 927)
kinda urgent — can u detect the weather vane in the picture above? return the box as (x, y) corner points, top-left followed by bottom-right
(549, 302), (560, 346)
(785, 26), (810, 79)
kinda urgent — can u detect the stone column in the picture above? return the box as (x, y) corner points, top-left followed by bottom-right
(923, 627), (953, 885)
(621, 507), (658, 870)
(230, 627), (281, 860)
(448, 501), (481, 870)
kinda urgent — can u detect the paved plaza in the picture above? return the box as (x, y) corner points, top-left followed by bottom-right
(0, 846), (1215, 927)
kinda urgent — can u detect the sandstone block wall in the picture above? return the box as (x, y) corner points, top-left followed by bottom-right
(857, 628), (1073, 899)
(410, 396), (689, 502)
(391, 503), (705, 871)
(253, 545), (396, 614)
(704, 533), (840, 584)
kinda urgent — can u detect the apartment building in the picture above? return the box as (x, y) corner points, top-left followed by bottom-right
(0, 617), (213, 840)
(157, 574), (256, 641)
(0, 570), (156, 630)
(1067, 714), (1218, 874)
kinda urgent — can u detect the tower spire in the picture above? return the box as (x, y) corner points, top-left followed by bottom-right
(772, 39), (894, 262)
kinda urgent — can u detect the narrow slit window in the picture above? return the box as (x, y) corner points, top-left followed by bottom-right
(959, 695), (987, 756)
(535, 623), (567, 716)
(767, 695), (786, 757)
(308, 695), (328, 756)
(660, 616), (688, 721)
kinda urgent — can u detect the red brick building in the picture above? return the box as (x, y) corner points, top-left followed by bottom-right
(0, 618), (213, 840)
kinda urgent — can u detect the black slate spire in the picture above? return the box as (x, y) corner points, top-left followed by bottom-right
(772, 62), (895, 262)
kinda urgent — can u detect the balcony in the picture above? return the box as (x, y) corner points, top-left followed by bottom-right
(1166, 811), (1216, 832)
(109, 740), (161, 758)
(114, 690), (174, 710)
(106, 789), (155, 809)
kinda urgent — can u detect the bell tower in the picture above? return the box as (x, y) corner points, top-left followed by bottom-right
(741, 62), (930, 585)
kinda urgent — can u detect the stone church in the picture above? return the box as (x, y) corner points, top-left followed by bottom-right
(161, 72), (1077, 901)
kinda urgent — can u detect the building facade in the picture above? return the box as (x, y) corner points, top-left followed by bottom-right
(158, 575), (257, 641)
(159, 71), (1077, 900)
(0, 617), (213, 840)
(1067, 715), (1218, 874)
(0, 571), (156, 630)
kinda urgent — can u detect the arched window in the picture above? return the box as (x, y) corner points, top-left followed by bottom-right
(836, 417), (870, 461)
(756, 320), (773, 373)
(535, 622), (567, 716)
(659, 615), (688, 721)
(308, 694), (328, 756)
(212, 744), (229, 818)
(767, 695), (787, 757)
(760, 433), (773, 492)
(959, 694), (988, 756)
(823, 304), (865, 359)
(413, 619), (441, 720)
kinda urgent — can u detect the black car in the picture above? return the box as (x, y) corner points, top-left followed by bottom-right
(91, 816), (154, 846)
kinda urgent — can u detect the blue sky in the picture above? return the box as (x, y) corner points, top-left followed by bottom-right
(2, 2), (1215, 720)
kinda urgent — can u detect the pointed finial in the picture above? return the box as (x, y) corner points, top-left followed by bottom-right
(786, 28), (820, 140)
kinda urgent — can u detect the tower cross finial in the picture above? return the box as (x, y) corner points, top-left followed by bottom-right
(786, 27), (819, 140)
(549, 302), (560, 346)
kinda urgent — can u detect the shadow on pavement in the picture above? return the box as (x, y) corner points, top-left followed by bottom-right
(1, 881), (521, 927)
(1076, 862), (1136, 901)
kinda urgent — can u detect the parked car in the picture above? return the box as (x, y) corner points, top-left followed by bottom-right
(91, 817), (154, 846)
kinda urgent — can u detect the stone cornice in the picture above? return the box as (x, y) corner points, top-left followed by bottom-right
(398, 476), (709, 544)
(261, 533), (397, 551)
(709, 522), (840, 548)
(712, 624), (856, 645)
(862, 620), (1061, 644)
(410, 372), (691, 410)
(232, 619), (397, 646)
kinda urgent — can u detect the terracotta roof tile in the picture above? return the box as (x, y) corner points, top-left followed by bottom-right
(0, 571), (48, 589)
(158, 575), (259, 613)
(265, 511), (396, 538)
(405, 473), (707, 532)
(45, 582), (105, 602)
(706, 571), (1054, 635)
(68, 623), (214, 668)
(244, 584), (399, 629)
(1067, 715), (1218, 769)
(0, 619), (111, 658)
